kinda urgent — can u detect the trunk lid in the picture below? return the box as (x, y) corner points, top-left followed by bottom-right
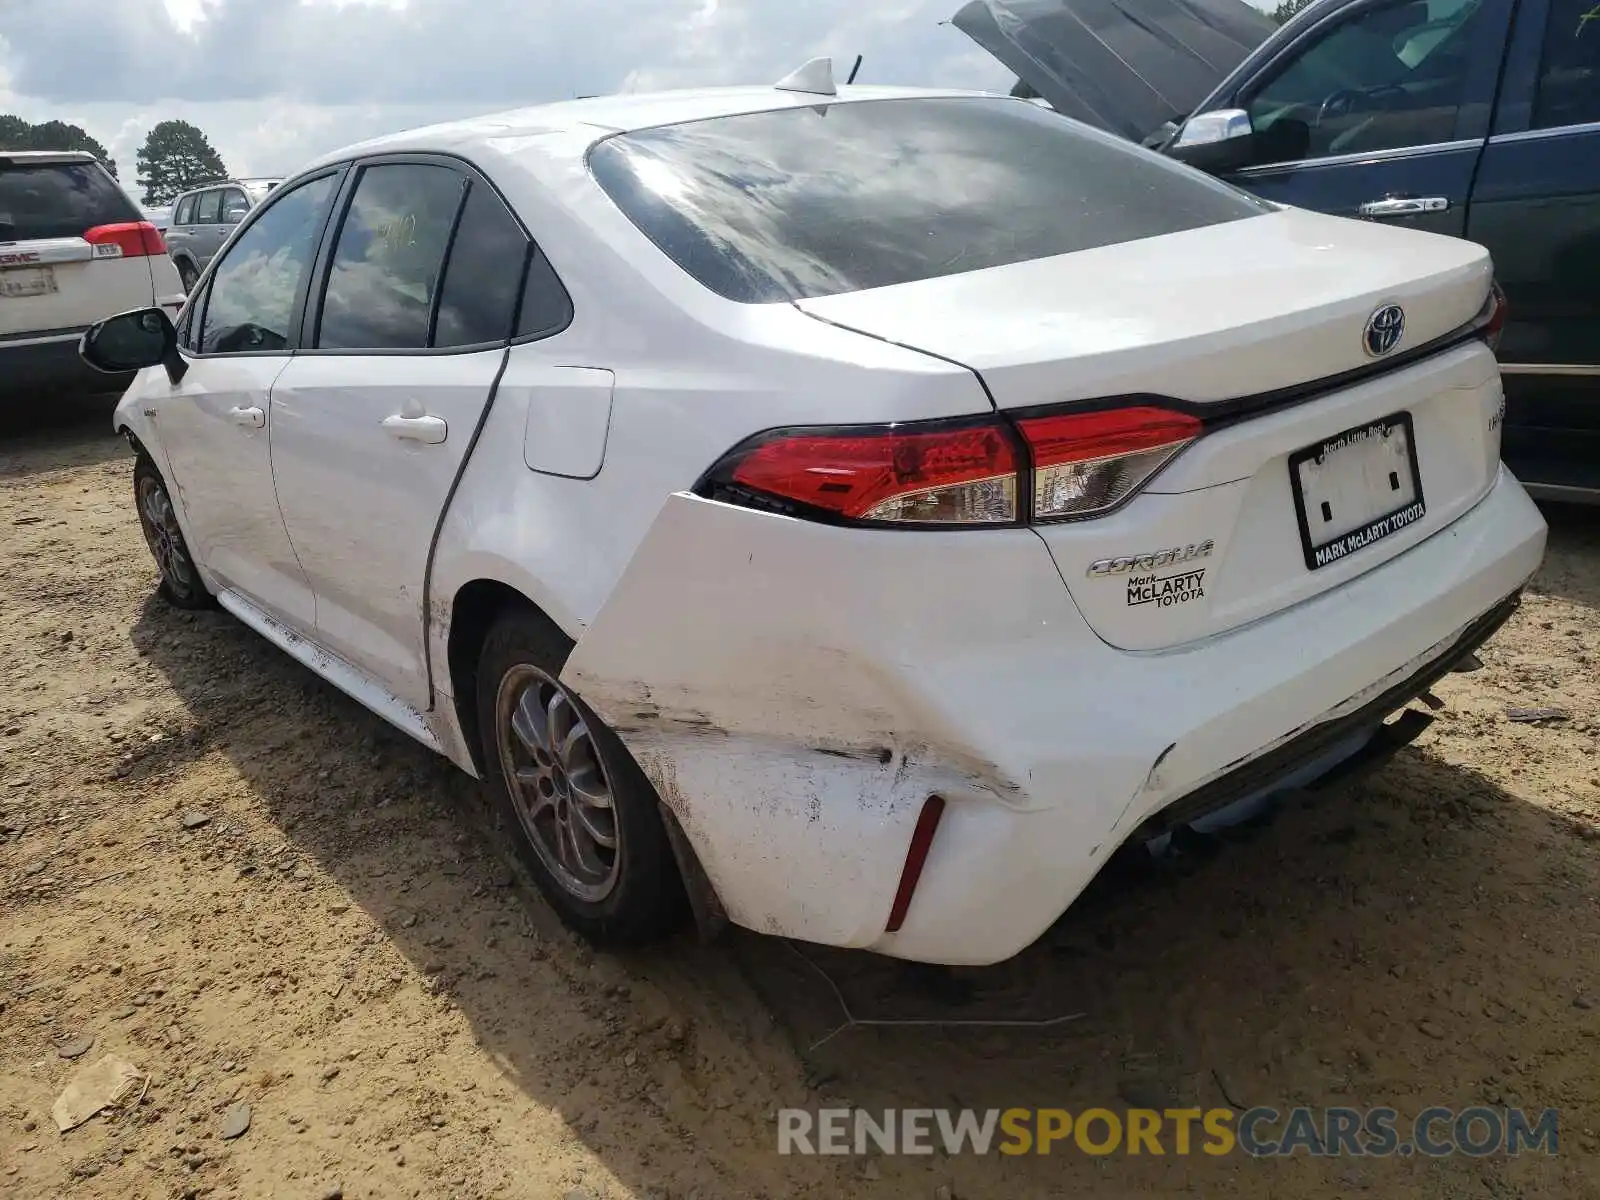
(796, 208), (1502, 651)
(950, 0), (1278, 141)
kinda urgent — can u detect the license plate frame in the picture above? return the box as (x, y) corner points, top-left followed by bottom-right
(1289, 411), (1425, 572)
(0, 265), (58, 298)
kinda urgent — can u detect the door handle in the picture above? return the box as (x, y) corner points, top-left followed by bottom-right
(229, 405), (265, 428)
(1358, 195), (1450, 218)
(382, 413), (448, 444)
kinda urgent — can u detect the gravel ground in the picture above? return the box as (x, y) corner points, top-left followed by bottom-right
(2, 411), (1597, 1199)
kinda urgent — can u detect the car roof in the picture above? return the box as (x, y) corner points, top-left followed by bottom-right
(298, 84), (998, 173)
(0, 150), (99, 165)
(174, 178), (278, 198)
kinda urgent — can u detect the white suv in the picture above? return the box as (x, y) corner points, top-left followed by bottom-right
(1, 151), (185, 399)
(81, 81), (1546, 965)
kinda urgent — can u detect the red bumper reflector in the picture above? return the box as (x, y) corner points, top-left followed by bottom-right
(885, 795), (946, 934)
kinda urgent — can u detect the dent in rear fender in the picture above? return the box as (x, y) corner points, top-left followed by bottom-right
(557, 491), (1158, 945)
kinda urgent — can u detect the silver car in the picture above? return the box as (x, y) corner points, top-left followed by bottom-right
(165, 177), (281, 291)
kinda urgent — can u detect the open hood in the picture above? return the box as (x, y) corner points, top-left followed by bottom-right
(950, 0), (1278, 142)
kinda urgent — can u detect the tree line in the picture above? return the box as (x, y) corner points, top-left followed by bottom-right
(0, 116), (230, 207)
(1269, 0), (1317, 22)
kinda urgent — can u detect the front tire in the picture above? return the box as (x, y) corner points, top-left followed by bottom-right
(133, 454), (213, 610)
(177, 260), (198, 292)
(475, 605), (686, 945)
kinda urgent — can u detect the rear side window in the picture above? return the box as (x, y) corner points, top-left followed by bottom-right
(433, 181), (528, 347)
(431, 180), (574, 347)
(195, 190), (222, 223)
(0, 160), (139, 242)
(1533, 0), (1600, 129)
(588, 97), (1271, 304)
(316, 162), (465, 351)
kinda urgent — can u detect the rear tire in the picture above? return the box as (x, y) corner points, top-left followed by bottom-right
(475, 604), (687, 945)
(133, 454), (214, 610)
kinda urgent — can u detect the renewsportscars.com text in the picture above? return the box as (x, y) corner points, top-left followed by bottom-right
(776, 1106), (1559, 1158)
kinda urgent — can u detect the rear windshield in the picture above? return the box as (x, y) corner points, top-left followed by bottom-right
(0, 160), (140, 242)
(588, 97), (1272, 304)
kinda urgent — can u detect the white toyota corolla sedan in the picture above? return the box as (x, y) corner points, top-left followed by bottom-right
(82, 70), (1547, 966)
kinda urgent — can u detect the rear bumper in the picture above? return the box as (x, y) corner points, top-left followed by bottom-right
(1132, 587), (1520, 841)
(0, 329), (132, 398)
(564, 467), (1547, 965)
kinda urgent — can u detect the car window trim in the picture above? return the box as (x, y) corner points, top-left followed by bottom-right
(1227, 0), (1516, 166)
(1488, 118), (1600, 143)
(1234, 134), (1485, 174)
(293, 150), (572, 358)
(186, 164), (349, 361)
(1488, 0), (1550, 134)
(425, 178), (473, 347)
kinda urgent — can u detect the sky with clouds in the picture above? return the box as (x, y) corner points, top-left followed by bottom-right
(0, 0), (1022, 195)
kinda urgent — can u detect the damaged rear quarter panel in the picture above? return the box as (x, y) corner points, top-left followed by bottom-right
(559, 491), (1137, 947)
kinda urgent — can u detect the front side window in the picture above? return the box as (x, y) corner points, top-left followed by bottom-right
(1533, 0), (1600, 129)
(220, 188), (249, 225)
(589, 97), (1269, 304)
(316, 163), (465, 350)
(194, 189), (222, 224)
(1245, 0), (1487, 161)
(199, 173), (337, 354)
(174, 194), (196, 226)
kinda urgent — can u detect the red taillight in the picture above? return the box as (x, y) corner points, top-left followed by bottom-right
(1481, 281), (1508, 352)
(1017, 405), (1202, 521)
(84, 221), (167, 259)
(705, 404), (1202, 528)
(726, 420), (1020, 525)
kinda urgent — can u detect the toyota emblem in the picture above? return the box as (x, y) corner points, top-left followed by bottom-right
(1364, 304), (1406, 357)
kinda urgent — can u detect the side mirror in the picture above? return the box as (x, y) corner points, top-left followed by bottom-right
(80, 308), (188, 384)
(1166, 108), (1258, 175)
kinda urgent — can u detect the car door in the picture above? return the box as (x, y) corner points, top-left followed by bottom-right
(189, 189), (222, 266)
(1214, 0), (1515, 236)
(267, 157), (560, 708)
(166, 193), (197, 264)
(146, 169), (344, 633)
(1467, 0), (1600, 495)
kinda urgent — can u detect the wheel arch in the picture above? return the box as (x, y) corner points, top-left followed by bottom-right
(439, 572), (724, 939)
(444, 577), (543, 776)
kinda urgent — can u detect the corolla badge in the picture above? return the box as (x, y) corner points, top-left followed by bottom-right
(1364, 304), (1406, 357)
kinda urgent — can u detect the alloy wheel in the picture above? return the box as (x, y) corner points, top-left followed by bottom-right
(494, 664), (622, 903)
(137, 475), (196, 593)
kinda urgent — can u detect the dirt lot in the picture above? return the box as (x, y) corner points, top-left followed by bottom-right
(2, 412), (1597, 1200)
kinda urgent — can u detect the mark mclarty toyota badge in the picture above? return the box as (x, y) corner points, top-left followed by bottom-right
(1127, 568), (1205, 607)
